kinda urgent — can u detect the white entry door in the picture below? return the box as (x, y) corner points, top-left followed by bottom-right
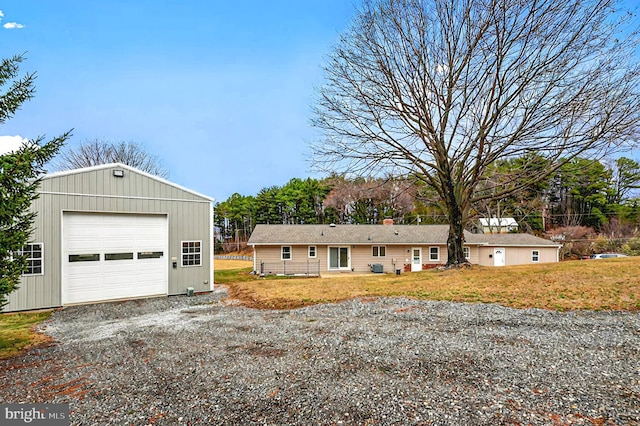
(493, 248), (506, 267)
(411, 248), (422, 271)
(62, 212), (168, 304)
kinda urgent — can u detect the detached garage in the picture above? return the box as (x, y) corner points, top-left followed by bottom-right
(5, 163), (214, 312)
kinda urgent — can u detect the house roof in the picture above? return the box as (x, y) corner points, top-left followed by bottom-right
(479, 217), (518, 227)
(43, 163), (215, 202)
(248, 224), (559, 247)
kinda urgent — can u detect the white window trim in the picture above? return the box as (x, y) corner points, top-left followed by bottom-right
(181, 240), (202, 267)
(281, 246), (292, 261)
(20, 243), (44, 276)
(429, 246), (439, 261)
(532, 250), (540, 262)
(463, 246), (470, 260)
(372, 245), (386, 257)
(308, 246), (316, 258)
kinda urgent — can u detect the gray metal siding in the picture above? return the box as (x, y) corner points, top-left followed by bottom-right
(5, 165), (212, 312)
(40, 167), (205, 202)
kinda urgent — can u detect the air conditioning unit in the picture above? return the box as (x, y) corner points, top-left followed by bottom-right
(371, 264), (383, 273)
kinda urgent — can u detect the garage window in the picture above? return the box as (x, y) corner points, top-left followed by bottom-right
(105, 252), (134, 261)
(69, 254), (100, 262)
(17, 243), (44, 275)
(182, 241), (201, 267)
(138, 251), (164, 259)
(308, 246), (316, 258)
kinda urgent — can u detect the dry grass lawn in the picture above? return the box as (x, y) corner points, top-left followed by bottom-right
(0, 311), (53, 359)
(217, 257), (640, 311)
(215, 258), (254, 270)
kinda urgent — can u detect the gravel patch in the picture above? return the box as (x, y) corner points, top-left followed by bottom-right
(1, 287), (638, 425)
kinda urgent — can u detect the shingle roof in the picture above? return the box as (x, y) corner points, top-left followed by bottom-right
(247, 224), (559, 247)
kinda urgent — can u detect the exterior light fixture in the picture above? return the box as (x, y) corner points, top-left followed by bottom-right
(113, 169), (125, 178)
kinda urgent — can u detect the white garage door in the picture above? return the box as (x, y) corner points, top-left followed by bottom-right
(62, 212), (168, 304)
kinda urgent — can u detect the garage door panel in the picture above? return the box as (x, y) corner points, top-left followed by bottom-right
(63, 213), (168, 305)
(66, 235), (103, 251)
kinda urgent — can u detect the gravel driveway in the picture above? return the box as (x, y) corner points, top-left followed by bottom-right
(1, 287), (639, 425)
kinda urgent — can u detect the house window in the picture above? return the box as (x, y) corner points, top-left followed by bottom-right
(17, 243), (43, 275)
(182, 241), (201, 267)
(308, 246), (316, 258)
(281, 246), (292, 260)
(429, 246), (439, 261)
(532, 250), (540, 262)
(372, 246), (386, 257)
(463, 246), (470, 259)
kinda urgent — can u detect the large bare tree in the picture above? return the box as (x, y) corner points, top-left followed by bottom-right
(311, 0), (640, 266)
(56, 139), (169, 178)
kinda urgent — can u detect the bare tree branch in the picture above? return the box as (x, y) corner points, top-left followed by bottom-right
(55, 139), (169, 178)
(311, 0), (640, 266)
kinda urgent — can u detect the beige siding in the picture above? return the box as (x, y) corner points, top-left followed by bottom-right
(351, 245), (399, 273)
(5, 165), (212, 312)
(477, 246), (559, 266)
(253, 244), (457, 274)
(254, 245), (321, 275)
(465, 246), (479, 265)
(252, 244), (548, 274)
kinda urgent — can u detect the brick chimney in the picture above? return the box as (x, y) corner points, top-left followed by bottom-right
(383, 218), (394, 225)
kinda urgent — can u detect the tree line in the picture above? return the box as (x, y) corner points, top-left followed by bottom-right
(214, 155), (640, 255)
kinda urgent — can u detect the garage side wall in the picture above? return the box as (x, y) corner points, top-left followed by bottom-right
(5, 166), (212, 312)
(476, 246), (559, 266)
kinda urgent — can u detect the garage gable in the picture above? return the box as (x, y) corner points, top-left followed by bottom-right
(41, 163), (212, 203)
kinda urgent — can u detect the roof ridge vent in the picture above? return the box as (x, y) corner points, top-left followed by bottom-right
(329, 223), (337, 227)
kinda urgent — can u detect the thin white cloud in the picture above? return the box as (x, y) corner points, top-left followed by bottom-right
(0, 135), (29, 154)
(0, 10), (4, 19)
(3, 22), (24, 29)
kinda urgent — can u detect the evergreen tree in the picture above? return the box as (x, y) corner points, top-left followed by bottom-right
(0, 54), (70, 309)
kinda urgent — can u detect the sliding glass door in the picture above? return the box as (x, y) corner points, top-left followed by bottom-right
(329, 246), (350, 270)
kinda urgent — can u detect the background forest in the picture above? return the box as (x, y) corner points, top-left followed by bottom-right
(214, 156), (640, 259)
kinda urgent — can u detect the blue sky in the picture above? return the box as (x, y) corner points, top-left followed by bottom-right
(1, 1), (638, 203)
(0, 1), (357, 201)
